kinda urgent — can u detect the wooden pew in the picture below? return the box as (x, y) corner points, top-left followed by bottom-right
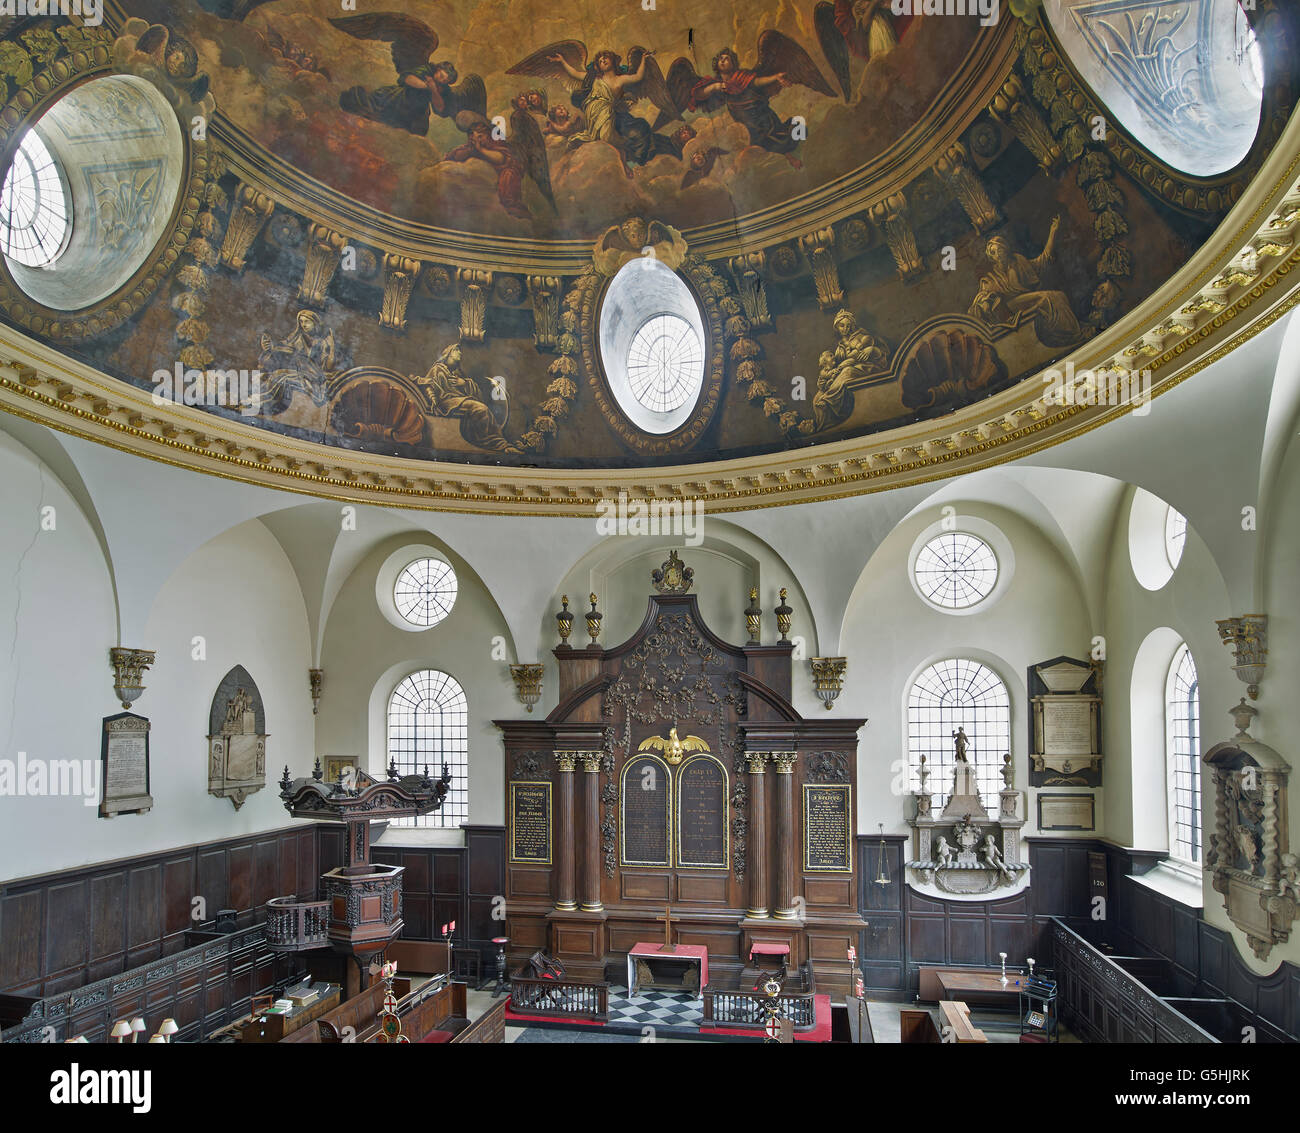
(900, 1008), (942, 1043)
(281, 978), (411, 1043)
(938, 999), (988, 1043)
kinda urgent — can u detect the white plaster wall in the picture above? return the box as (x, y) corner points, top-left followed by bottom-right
(840, 501), (1097, 847)
(0, 431), (315, 879)
(315, 532), (516, 835)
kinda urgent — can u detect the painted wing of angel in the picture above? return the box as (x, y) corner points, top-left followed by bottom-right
(666, 32), (835, 168)
(441, 107), (555, 221)
(508, 41), (682, 177)
(814, 0), (908, 101)
(330, 13), (487, 136)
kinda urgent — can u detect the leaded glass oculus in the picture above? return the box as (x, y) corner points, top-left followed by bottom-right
(626, 314), (704, 414)
(914, 533), (999, 610)
(393, 558), (457, 628)
(0, 130), (69, 268)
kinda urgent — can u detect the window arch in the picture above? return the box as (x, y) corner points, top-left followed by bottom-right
(1165, 643), (1201, 864)
(387, 670), (468, 827)
(908, 659), (1011, 812)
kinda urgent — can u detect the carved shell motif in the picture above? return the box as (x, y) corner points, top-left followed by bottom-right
(329, 381), (424, 447)
(900, 329), (1005, 411)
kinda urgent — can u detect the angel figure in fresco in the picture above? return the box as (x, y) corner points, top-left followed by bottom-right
(508, 43), (683, 177)
(666, 35), (836, 169)
(811, 308), (889, 431)
(968, 218), (1085, 349)
(256, 309), (338, 408)
(680, 146), (728, 190)
(440, 106), (555, 221)
(330, 13), (486, 136)
(416, 343), (520, 455)
(544, 104), (585, 140)
(814, 0), (913, 101)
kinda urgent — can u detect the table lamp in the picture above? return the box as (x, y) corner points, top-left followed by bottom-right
(147, 1035), (167, 1043)
(111, 1020), (133, 1043)
(158, 1018), (178, 1042)
(130, 1017), (146, 1043)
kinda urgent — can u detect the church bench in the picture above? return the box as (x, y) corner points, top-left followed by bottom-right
(938, 999), (987, 1043)
(281, 977), (414, 1043)
(899, 1009), (942, 1043)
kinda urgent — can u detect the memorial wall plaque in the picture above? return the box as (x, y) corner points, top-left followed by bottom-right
(803, 784), (851, 872)
(100, 712), (152, 818)
(676, 755), (728, 869)
(1028, 656), (1102, 786)
(1037, 792), (1095, 831)
(509, 781), (552, 864)
(622, 755), (670, 866)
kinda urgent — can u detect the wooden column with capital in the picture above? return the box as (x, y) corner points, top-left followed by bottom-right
(745, 752), (770, 918)
(771, 751), (799, 919)
(579, 753), (604, 912)
(554, 752), (578, 911)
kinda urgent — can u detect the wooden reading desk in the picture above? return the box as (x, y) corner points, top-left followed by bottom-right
(918, 965), (1026, 1006)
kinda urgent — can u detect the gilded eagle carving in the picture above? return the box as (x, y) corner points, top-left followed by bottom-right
(639, 726), (710, 766)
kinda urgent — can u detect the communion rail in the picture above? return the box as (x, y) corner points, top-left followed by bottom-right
(702, 966), (818, 1031)
(264, 896), (330, 951)
(509, 970), (609, 1022)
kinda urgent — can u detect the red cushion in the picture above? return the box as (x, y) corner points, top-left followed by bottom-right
(420, 1030), (454, 1043)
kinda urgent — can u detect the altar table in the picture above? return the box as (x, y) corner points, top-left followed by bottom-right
(626, 942), (708, 1000)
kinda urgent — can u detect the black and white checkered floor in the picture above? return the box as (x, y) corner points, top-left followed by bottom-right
(607, 988), (702, 1030)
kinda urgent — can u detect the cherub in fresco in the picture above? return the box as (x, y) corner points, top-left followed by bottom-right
(330, 13), (486, 136)
(508, 43), (683, 178)
(255, 309), (338, 409)
(440, 109), (554, 221)
(133, 24), (210, 102)
(680, 147), (728, 190)
(261, 28), (331, 81)
(666, 36), (836, 169)
(416, 343), (520, 455)
(811, 309), (889, 431)
(814, 0), (913, 101)
(544, 104), (585, 140)
(968, 218), (1085, 349)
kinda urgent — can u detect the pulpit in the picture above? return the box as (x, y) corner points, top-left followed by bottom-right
(496, 551), (867, 995)
(275, 760), (452, 996)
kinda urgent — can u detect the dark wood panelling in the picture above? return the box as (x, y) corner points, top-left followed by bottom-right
(1, 827), (315, 998)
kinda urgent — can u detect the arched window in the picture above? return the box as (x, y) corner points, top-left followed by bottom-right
(387, 670), (468, 827)
(1165, 643), (1201, 864)
(908, 659), (1011, 811)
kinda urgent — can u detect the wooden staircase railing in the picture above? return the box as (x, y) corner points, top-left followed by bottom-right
(264, 896), (330, 951)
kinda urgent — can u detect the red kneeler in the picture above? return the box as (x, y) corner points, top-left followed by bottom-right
(419, 1030), (455, 1043)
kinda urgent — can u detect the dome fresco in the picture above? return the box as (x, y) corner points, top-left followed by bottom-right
(0, 1), (1295, 490)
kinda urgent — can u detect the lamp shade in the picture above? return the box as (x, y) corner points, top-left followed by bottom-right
(111, 1020), (133, 1040)
(130, 1017), (146, 1032)
(159, 1018), (178, 1037)
(148, 1035), (167, 1043)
